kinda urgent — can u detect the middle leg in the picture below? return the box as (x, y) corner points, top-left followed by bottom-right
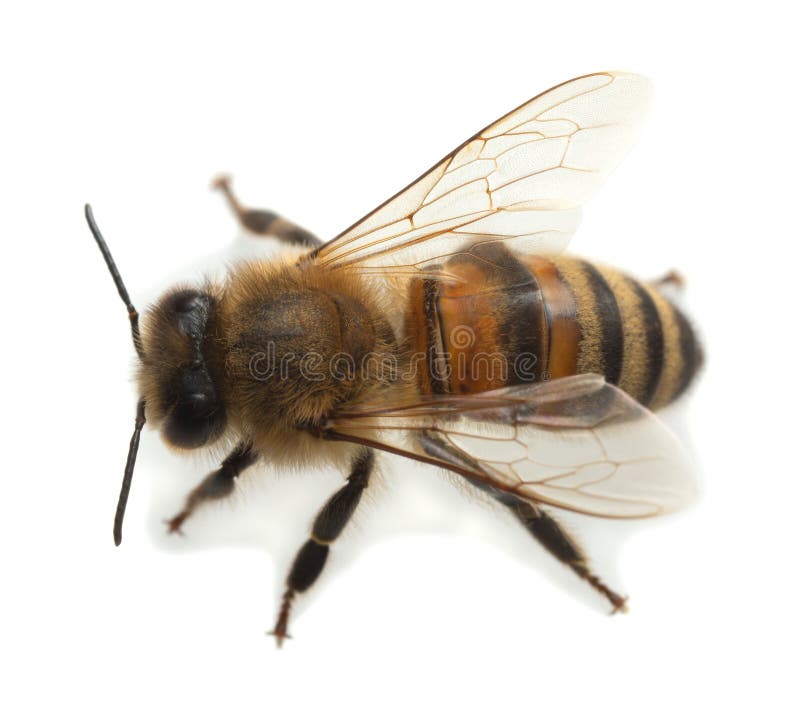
(271, 448), (374, 646)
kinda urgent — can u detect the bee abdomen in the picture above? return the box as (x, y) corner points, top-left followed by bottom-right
(550, 255), (701, 409)
(405, 246), (701, 410)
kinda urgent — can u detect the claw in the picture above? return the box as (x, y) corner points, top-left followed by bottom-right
(211, 173), (244, 217)
(268, 627), (291, 649)
(610, 596), (629, 615)
(269, 588), (295, 648)
(652, 269), (685, 290)
(211, 173), (232, 192)
(164, 513), (188, 536)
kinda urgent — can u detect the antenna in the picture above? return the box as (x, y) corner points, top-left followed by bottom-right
(85, 203), (147, 545)
(84, 204), (145, 360)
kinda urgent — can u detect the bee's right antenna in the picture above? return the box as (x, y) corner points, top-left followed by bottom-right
(113, 398), (146, 546)
(84, 203), (147, 546)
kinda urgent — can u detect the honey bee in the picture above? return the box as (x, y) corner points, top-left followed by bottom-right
(88, 71), (701, 646)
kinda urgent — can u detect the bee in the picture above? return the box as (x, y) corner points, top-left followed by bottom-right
(88, 71), (701, 646)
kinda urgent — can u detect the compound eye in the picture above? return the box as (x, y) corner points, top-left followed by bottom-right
(173, 292), (204, 313)
(162, 367), (226, 449)
(168, 290), (213, 336)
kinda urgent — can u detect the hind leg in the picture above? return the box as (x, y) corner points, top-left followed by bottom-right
(651, 269), (685, 291)
(419, 431), (626, 613)
(481, 484), (627, 613)
(212, 174), (321, 247)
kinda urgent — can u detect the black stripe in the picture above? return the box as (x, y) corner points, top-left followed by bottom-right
(581, 262), (623, 386)
(673, 306), (699, 400)
(481, 246), (546, 385)
(627, 277), (664, 407)
(422, 277), (447, 395)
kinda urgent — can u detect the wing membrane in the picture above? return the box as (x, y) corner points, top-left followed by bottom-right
(327, 375), (694, 518)
(313, 72), (651, 277)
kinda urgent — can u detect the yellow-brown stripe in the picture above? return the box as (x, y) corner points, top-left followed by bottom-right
(596, 267), (665, 406)
(527, 256), (580, 380)
(552, 256), (624, 385)
(627, 278), (665, 406)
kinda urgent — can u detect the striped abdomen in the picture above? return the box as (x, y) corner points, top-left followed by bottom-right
(404, 244), (701, 410)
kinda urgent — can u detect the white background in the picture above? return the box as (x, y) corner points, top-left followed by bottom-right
(2, 1), (798, 703)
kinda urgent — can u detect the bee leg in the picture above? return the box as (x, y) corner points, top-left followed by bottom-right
(270, 448), (374, 647)
(164, 442), (257, 535)
(419, 431), (626, 613)
(211, 174), (321, 247)
(474, 483), (627, 612)
(496, 492), (628, 613)
(651, 269), (685, 291)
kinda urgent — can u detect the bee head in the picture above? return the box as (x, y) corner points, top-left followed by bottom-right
(138, 287), (227, 449)
(85, 204), (227, 547)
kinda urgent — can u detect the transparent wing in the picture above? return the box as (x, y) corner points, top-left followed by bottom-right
(313, 71), (651, 278)
(327, 375), (694, 518)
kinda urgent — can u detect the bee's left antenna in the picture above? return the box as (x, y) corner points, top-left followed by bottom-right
(84, 204), (145, 360)
(84, 203), (147, 546)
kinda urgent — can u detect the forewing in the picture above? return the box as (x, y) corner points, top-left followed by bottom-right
(329, 375), (694, 518)
(313, 72), (651, 277)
